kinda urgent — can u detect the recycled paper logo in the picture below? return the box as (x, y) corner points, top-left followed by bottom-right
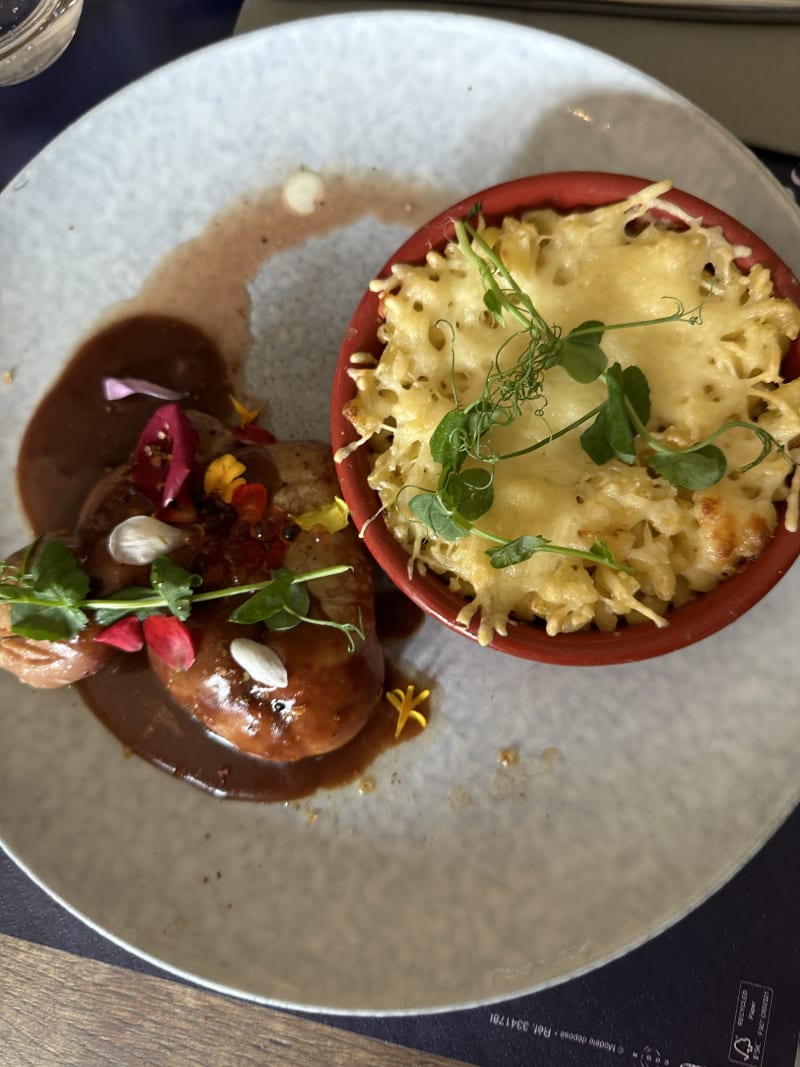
(728, 981), (773, 1064)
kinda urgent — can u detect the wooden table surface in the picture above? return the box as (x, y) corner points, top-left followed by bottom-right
(0, 932), (468, 1066)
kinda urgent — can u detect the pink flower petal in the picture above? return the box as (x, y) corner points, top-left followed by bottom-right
(131, 403), (198, 508)
(93, 616), (145, 652)
(143, 614), (196, 671)
(103, 377), (187, 402)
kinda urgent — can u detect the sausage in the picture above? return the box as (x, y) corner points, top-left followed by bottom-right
(0, 603), (115, 688)
(74, 464), (158, 594)
(0, 412), (246, 689)
(1, 428), (385, 759)
(0, 537), (116, 688)
(148, 441), (385, 761)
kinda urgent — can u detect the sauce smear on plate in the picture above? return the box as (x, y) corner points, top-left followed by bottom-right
(15, 170), (438, 800)
(18, 312), (424, 801)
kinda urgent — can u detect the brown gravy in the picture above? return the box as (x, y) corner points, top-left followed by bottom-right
(19, 313), (424, 802)
(19, 315), (233, 533)
(80, 649), (423, 802)
(16, 170), (437, 801)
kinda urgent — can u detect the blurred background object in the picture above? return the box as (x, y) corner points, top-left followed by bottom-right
(236, 0), (800, 155)
(0, 0), (83, 87)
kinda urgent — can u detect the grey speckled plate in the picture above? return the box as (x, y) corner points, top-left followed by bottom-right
(1, 11), (799, 1015)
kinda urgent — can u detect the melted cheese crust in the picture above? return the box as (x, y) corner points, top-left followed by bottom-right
(344, 184), (800, 643)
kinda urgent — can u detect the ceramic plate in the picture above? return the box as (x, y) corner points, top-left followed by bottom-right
(1, 11), (799, 1015)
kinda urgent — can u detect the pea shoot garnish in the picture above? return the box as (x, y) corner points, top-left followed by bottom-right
(0, 539), (365, 654)
(402, 212), (795, 572)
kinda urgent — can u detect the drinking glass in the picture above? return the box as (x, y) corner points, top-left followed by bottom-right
(0, 0), (83, 87)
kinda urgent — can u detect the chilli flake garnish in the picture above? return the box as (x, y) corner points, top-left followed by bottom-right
(401, 213), (795, 572)
(386, 684), (430, 738)
(0, 539), (365, 654)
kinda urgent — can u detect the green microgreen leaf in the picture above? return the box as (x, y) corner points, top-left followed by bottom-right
(228, 568), (364, 651)
(0, 581), (26, 603)
(603, 364), (638, 464)
(650, 444), (727, 489)
(444, 468), (494, 521)
(30, 539), (90, 605)
(483, 289), (506, 324)
(580, 409), (616, 466)
(486, 535), (551, 568)
(149, 557), (202, 621)
(485, 534), (634, 574)
(429, 409), (470, 472)
(229, 568), (311, 630)
(620, 364), (651, 424)
(228, 571), (291, 624)
(408, 492), (470, 540)
(0, 540), (91, 639)
(581, 363), (651, 467)
(465, 397), (502, 442)
(264, 583), (312, 631)
(558, 321), (608, 383)
(10, 602), (88, 641)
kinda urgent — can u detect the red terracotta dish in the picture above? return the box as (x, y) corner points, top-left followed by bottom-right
(331, 172), (800, 665)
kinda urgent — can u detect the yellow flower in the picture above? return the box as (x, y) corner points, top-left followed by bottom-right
(386, 684), (430, 738)
(293, 496), (350, 534)
(204, 453), (247, 503)
(230, 393), (264, 428)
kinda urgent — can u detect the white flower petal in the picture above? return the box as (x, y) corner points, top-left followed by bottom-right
(108, 515), (183, 565)
(229, 638), (288, 690)
(281, 170), (325, 216)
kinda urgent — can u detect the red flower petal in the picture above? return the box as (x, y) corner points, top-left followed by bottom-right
(131, 403), (198, 508)
(143, 614), (196, 671)
(93, 616), (145, 652)
(234, 424), (277, 446)
(231, 482), (268, 524)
